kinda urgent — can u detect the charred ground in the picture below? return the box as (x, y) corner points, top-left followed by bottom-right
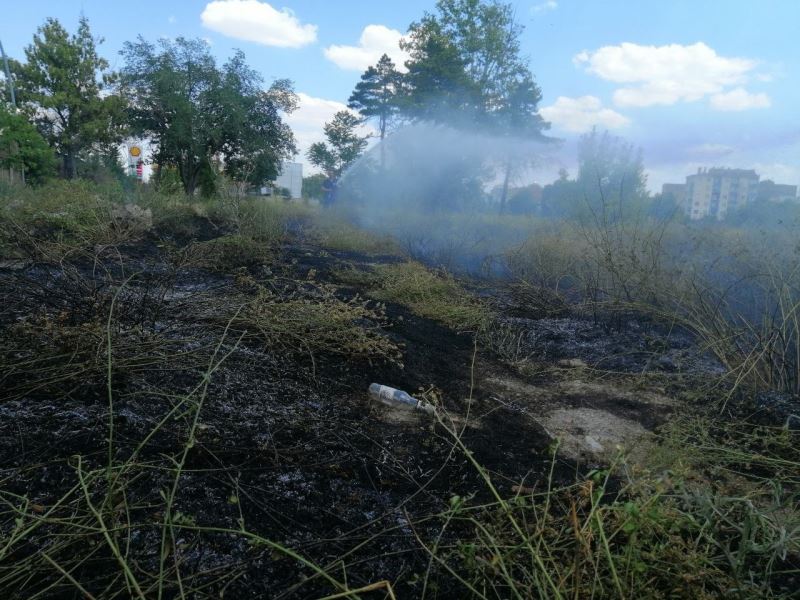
(0, 194), (797, 599)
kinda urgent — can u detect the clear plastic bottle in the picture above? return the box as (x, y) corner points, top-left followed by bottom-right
(369, 383), (435, 415)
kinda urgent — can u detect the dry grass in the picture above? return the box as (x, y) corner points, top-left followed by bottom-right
(409, 387), (800, 600)
(191, 234), (272, 271)
(2, 182), (798, 598)
(314, 216), (401, 256)
(230, 283), (403, 370)
(371, 261), (491, 331)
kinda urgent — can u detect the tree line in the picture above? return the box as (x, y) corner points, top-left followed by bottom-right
(0, 15), (300, 196)
(313, 0), (551, 211)
(1, 0), (609, 212)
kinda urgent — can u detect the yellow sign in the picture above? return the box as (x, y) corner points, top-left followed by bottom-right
(129, 146), (141, 157)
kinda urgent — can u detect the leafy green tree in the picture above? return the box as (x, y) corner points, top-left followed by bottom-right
(152, 165), (184, 195)
(307, 111), (368, 180)
(541, 168), (580, 217)
(217, 54), (297, 189)
(77, 147), (127, 185)
(506, 182), (543, 215)
(11, 17), (126, 178)
(647, 192), (681, 221)
(348, 54), (402, 143)
(492, 73), (550, 212)
(727, 197), (800, 228)
(398, 0), (549, 211)
(540, 132), (649, 222)
(399, 14), (475, 122)
(0, 104), (56, 183)
(120, 38), (297, 196)
(121, 37), (216, 195)
(577, 128), (648, 220)
(302, 173), (326, 201)
(401, 0), (546, 131)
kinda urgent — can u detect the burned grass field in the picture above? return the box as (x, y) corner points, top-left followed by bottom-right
(0, 188), (798, 599)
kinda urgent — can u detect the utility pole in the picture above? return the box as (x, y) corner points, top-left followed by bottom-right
(0, 39), (16, 107)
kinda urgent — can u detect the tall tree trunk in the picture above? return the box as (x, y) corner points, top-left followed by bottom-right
(379, 114), (386, 171)
(499, 159), (512, 215)
(180, 158), (197, 196)
(62, 149), (78, 179)
(184, 171), (197, 197)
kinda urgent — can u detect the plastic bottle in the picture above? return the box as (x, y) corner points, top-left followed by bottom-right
(368, 383), (435, 415)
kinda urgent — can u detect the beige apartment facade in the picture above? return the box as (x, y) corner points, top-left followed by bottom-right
(684, 168), (759, 220)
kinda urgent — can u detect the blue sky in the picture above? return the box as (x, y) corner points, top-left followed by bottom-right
(3, 0), (799, 190)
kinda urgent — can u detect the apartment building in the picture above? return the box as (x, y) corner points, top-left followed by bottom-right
(757, 180), (798, 203)
(683, 167), (759, 220)
(274, 161), (303, 199)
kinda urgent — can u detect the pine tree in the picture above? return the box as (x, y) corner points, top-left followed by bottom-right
(397, 0), (551, 212)
(12, 17), (126, 178)
(348, 54), (402, 168)
(348, 54), (402, 142)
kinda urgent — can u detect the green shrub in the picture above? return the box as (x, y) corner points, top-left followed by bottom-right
(236, 198), (313, 242)
(330, 264), (383, 288)
(505, 213), (800, 397)
(0, 180), (149, 258)
(372, 261), (490, 331)
(193, 234), (271, 271)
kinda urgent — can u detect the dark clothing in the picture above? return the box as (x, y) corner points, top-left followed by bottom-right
(321, 178), (337, 207)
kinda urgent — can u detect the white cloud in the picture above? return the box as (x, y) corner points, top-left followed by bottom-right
(532, 1), (558, 13)
(324, 25), (409, 72)
(687, 143), (735, 157)
(284, 93), (372, 172)
(574, 42), (761, 108)
(201, 0), (317, 48)
(752, 162), (800, 185)
(539, 96), (630, 133)
(709, 87), (771, 111)
(644, 164), (691, 192)
(167, 15), (176, 24)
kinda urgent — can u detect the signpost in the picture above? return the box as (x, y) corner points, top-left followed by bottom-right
(127, 145), (143, 181)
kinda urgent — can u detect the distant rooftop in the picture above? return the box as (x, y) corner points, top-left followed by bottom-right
(691, 167), (759, 178)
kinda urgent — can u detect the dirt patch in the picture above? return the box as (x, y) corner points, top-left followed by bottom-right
(538, 407), (651, 462)
(481, 374), (673, 462)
